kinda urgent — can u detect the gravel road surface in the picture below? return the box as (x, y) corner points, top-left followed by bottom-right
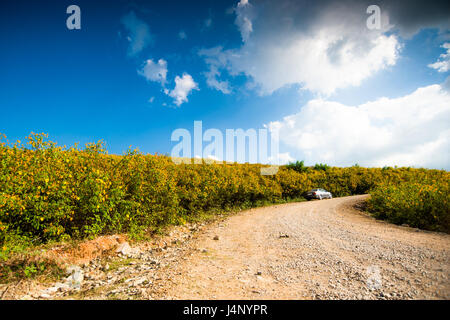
(4, 195), (448, 300)
(151, 195), (450, 299)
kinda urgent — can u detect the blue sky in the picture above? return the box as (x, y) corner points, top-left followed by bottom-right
(0, 0), (449, 169)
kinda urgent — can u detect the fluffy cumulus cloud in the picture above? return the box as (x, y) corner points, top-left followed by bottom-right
(137, 59), (198, 106)
(428, 43), (450, 73)
(201, 0), (402, 95)
(168, 74), (199, 106)
(121, 11), (152, 56)
(138, 59), (168, 85)
(267, 82), (450, 169)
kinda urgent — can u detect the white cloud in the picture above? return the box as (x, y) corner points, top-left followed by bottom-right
(268, 152), (294, 165)
(138, 59), (200, 107)
(230, 30), (398, 96)
(268, 83), (450, 169)
(203, 65), (232, 94)
(167, 73), (199, 106)
(138, 59), (168, 85)
(207, 155), (220, 161)
(201, 0), (400, 95)
(235, 0), (254, 42)
(428, 42), (450, 73)
(121, 11), (152, 56)
(199, 46), (233, 94)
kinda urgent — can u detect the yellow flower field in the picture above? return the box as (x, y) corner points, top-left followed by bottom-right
(0, 133), (448, 259)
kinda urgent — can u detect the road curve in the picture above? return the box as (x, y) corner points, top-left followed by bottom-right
(152, 195), (450, 299)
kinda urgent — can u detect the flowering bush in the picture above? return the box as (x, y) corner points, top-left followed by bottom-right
(0, 133), (448, 258)
(367, 178), (449, 233)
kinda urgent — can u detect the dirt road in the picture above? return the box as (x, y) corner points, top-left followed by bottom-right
(5, 195), (449, 300)
(150, 195), (449, 300)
